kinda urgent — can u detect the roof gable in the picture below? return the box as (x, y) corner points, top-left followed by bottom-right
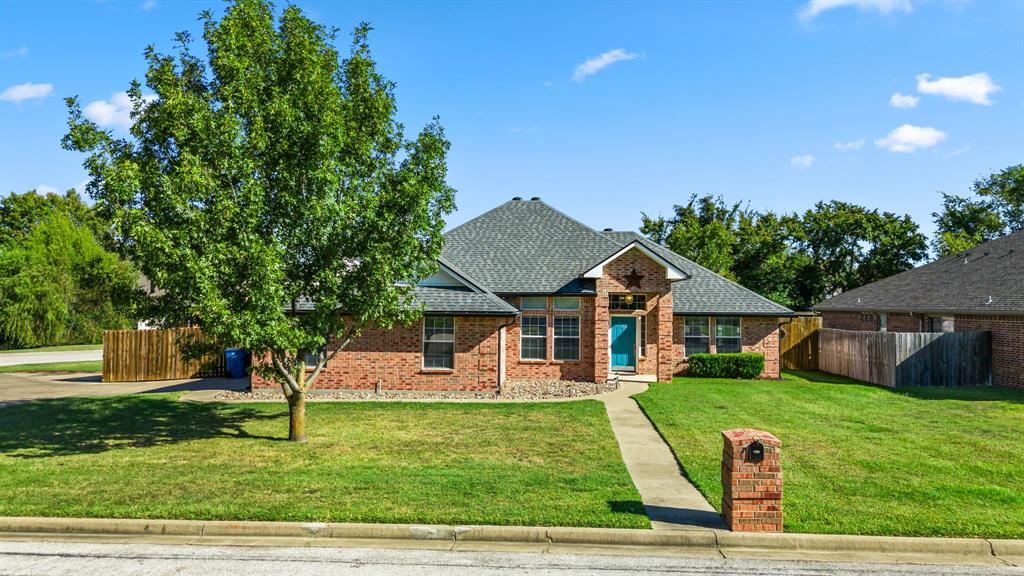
(582, 241), (687, 280)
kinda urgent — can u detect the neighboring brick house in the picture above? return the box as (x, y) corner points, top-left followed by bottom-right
(253, 198), (793, 392)
(814, 229), (1024, 389)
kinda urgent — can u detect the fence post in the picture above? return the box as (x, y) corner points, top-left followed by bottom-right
(721, 429), (783, 532)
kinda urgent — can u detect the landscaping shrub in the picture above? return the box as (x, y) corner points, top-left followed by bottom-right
(687, 352), (764, 379)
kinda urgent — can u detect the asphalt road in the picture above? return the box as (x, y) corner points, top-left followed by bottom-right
(0, 541), (1020, 576)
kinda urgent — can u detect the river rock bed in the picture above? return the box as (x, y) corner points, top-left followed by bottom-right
(215, 378), (618, 401)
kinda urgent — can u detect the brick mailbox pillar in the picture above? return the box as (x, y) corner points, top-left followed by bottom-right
(721, 428), (782, 532)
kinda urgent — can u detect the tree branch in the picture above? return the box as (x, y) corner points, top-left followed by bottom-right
(306, 320), (363, 389)
(271, 350), (300, 396)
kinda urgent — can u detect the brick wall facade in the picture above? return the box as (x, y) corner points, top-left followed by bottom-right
(251, 315), (508, 392)
(953, 315), (1024, 389)
(820, 310), (1024, 389)
(594, 248), (675, 383)
(671, 316), (781, 379)
(502, 296), (597, 382)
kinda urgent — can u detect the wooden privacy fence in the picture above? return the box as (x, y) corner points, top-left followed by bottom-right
(818, 328), (991, 388)
(780, 315), (822, 371)
(103, 327), (225, 382)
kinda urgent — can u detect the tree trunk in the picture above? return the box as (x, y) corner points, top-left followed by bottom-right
(287, 390), (306, 442)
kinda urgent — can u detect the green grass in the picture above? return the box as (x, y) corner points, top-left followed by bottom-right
(634, 370), (1024, 538)
(0, 396), (648, 528)
(0, 344), (102, 354)
(0, 361), (102, 373)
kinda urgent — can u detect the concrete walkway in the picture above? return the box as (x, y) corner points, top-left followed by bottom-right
(0, 372), (249, 406)
(601, 381), (725, 531)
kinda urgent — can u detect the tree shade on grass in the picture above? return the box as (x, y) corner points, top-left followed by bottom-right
(0, 397), (648, 528)
(634, 371), (1024, 538)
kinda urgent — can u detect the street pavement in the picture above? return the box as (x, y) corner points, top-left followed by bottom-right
(0, 349), (102, 367)
(0, 541), (1020, 576)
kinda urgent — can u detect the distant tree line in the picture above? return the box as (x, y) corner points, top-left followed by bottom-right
(642, 164), (1023, 310)
(0, 189), (138, 348)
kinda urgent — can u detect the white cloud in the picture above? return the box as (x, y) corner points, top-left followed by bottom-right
(790, 155), (815, 168)
(508, 126), (539, 134)
(84, 91), (157, 129)
(35, 185), (58, 195)
(141, 0), (157, 10)
(889, 92), (919, 108)
(916, 73), (1001, 105)
(834, 138), (865, 151)
(0, 82), (53, 102)
(571, 49), (639, 82)
(2, 46), (28, 59)
(875, 124), (947, 153)
(798, 0), (912, 22)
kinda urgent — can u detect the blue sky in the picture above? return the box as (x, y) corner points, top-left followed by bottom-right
(1, 0), (1022, 240)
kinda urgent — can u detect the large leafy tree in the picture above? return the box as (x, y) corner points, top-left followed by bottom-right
(0, 188), (107, 247)
(63, 0), (455, 441)
(932, 165), (1023, 256)
(640, 195), (742, 278)
(642, 198), (926, 310)
(0, 212), (137, 348)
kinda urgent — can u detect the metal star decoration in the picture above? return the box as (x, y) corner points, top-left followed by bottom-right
(624, 267), (645, 289)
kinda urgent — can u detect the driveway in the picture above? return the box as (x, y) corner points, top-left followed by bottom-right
(0, 372), (249, 405)
(0, 349), (102, 366)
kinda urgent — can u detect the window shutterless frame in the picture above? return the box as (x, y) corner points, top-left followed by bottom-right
(422, 316), (455, 369)
(684, 316), (710, 357)
(553, 315), (580, 361)
(520, 314), (547, 360)
(715, 316), (741, 353)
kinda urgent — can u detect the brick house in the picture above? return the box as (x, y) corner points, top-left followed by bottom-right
(253, 198), (793, 392)
(813, 229), (1024, 389)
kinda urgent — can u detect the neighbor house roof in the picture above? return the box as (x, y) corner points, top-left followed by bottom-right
(439, 198), (793, 317)
(813, 229), (1024, 315)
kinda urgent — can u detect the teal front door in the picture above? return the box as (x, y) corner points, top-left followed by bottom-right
(610, 316), (636, 371)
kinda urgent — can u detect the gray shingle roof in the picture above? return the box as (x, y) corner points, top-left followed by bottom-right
(813, 229), (1024, 315)
(601, 231), (794, 316)
(442, 199), (621, 294)
(412, 286), (518, 315)
(440, 198), (792, 316)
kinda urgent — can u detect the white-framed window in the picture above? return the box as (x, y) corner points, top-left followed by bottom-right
(552, 296), (580, 310)
(553, 316), (580, 361)
(520, 315), (547, 360)
(715, 317), (741, 353)
(423, 316), (455, 369)
(639, 315), (647, 357)
(520, 296), (547, 311)
(684, 316), (710, 357)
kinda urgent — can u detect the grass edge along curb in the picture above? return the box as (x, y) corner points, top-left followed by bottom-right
(0, 516), (1018, 559)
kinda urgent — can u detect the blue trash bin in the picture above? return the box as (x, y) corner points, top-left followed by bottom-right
(224, 348), (248, 379)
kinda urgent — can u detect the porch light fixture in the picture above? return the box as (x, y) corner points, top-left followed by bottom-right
(624, 294), (634, 305)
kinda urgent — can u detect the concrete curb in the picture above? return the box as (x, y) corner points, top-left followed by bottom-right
(0, 517), (1019, 563)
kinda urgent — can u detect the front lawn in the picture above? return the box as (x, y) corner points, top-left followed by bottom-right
(634, 371), (1024, 538)
(0, 396), (647, 528)
(0, 361), (102, 373)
